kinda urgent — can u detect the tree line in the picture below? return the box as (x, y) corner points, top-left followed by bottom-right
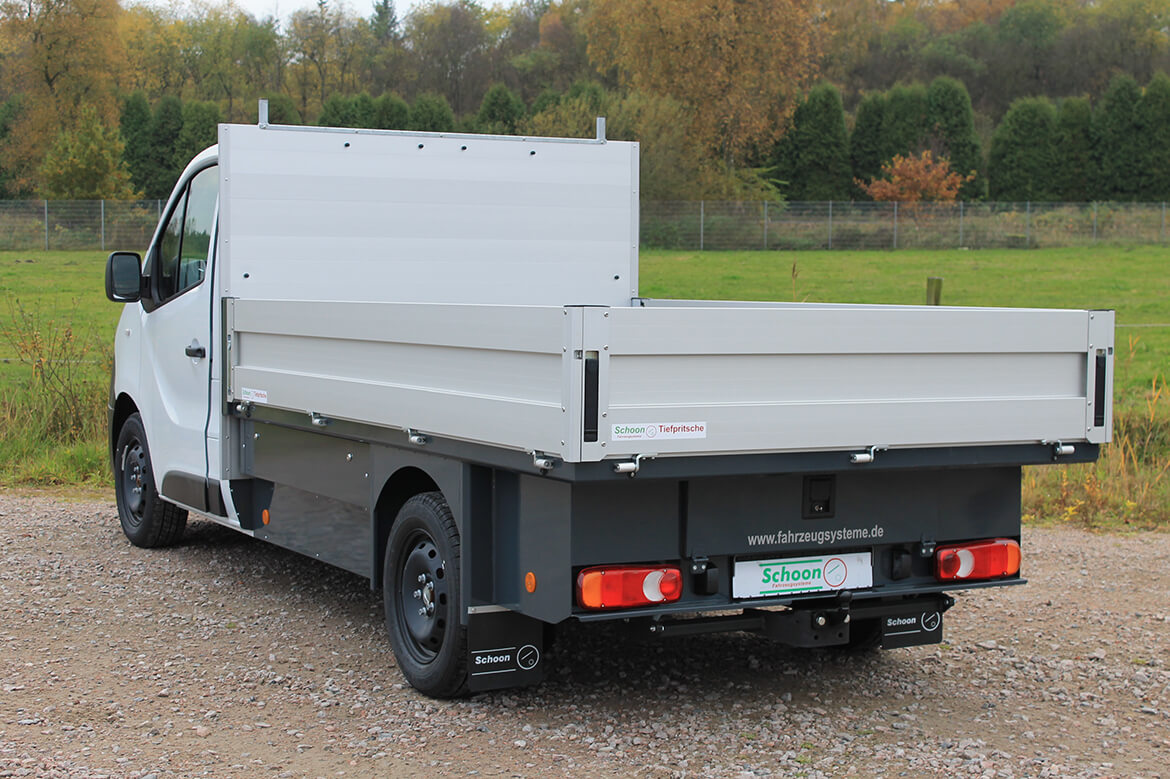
(773, 72), (1170, 203)
(4, 0), (1170, 202)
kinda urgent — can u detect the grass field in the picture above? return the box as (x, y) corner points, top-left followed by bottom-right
(2, 247), (1168, 527)
(640, 247), (1170, 401)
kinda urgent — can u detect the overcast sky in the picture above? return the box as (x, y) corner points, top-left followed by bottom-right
(230, 0), (404, 24)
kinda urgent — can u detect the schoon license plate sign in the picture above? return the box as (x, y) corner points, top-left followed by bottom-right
(733, 553), (873, 599)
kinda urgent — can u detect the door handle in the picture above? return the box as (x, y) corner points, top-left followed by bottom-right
(185, 342), (206, 359)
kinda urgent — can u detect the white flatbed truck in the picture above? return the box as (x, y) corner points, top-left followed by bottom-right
(105, 110), (1114, 697)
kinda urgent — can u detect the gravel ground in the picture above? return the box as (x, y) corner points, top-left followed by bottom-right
(1, 492), (1168, 778)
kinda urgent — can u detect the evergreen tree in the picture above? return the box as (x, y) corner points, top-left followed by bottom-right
(146, 96), (184, 199)
(0, 96), (21, 197)
(530, 89), (561, 116)
(408, 93), (455, 132)
(352, 92), (377, 128)
(318, 94), (355, 127)
(1053, 97), (1095, 201)
(39, 105), (138, 199)
(371, 0), (400, 44)
(988, 97), (1058, 201)
(1139, 73), (1170, 200)
(771, 83), (851, 201)
(850, 92), (888, 198)
(566, 81), (606, 112)
(882, 83), (929, 159)
(926, 76), (983, 199)
(262, 94), (302, 125)
(373, 93), (410, 129)
(173, 101), (221, 173)
(477, 83), (525, 134)
(119, 92), (152, 197)
(1095, 74), (1144, 200)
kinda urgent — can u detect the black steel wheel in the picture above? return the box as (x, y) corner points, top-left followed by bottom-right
(383, 491), (468, 698)
(113, 412), (187, 548)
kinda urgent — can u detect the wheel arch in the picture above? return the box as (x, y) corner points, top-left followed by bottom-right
(109, 393), (140, 470)
(373, 466), (441, 590)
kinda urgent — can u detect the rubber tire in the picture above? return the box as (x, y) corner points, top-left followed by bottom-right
(113, 412), (188, 548)
(383, 492), (468, 698)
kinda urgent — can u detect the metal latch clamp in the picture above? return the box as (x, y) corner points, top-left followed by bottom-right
(614, 453), (656, 477)
(850, 445), (887, 465)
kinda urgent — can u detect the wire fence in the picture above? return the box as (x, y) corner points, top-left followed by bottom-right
(2, 199), (1170, 252)
(642, 201), (1170, 251)
(0, 200), (164, 252)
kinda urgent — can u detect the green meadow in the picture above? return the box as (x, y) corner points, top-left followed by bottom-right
(2, 247), (1168, 528)
(640, 247), (1170, 402)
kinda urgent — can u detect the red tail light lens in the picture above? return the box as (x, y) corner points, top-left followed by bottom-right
(935, 538), (1021, 581)
(577, 566), (683, 610)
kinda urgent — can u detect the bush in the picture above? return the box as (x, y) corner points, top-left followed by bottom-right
(0, 297), (110, 484)
(1024, 342), (1170, 529)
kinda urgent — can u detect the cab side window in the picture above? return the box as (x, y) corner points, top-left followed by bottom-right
(154, 165), (218, 303)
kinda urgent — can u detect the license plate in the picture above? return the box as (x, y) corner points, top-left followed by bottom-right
(733, 552), (873, 599)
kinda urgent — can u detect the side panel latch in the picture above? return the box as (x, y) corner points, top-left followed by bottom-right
(614, 452), (656, 477)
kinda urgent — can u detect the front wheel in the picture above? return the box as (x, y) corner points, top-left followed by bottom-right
(114, 412), (187, 548)
(383, 492), (468, 698)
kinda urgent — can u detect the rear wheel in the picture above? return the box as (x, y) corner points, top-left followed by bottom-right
(383, 492), (468, 698)
(114, 413), (187, 548)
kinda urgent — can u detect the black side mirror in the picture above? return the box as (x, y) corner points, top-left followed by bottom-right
(106, 251), (142, 302)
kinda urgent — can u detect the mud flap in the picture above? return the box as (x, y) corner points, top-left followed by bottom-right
(877, 596), (950, 649)
(467, 610), (545, 692)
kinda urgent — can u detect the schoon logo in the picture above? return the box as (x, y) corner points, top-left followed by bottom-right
(611, 421), (707, 441)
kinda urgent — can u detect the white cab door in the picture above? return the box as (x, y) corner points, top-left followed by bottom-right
(139, 165), (219, 504)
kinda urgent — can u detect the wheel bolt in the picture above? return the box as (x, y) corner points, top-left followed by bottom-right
(418, 607), (427, 616)
(412, 589), (422, 599)
(417, 574), (427, 583)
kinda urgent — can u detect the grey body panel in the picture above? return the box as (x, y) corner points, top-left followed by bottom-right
(217, 124), (640, 308)
(258, 486), (370, 575)
(226, 299), (1114, 466)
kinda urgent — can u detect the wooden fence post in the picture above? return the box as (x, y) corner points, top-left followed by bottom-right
(926, 277), (943, 305)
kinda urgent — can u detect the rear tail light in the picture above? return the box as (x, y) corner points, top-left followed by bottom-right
(935, 538), (1021, 581)
(577, 565), (682, 610)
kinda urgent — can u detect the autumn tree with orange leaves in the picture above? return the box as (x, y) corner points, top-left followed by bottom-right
(586, 0), (818, 174)
(857, 151), (973, 205)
